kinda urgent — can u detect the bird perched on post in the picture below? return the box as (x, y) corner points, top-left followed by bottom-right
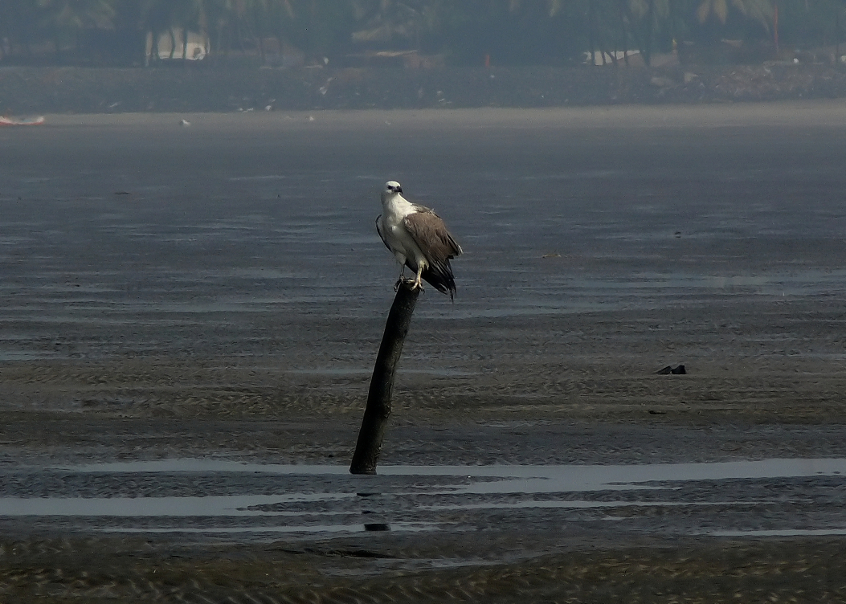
(376, 181), (462, 300)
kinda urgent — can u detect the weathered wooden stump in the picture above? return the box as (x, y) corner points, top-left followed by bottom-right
(350, 281), (420, 475)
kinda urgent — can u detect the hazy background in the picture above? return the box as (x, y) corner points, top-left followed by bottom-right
(1, 1), (844, 69)
(4, 1), (846, 115)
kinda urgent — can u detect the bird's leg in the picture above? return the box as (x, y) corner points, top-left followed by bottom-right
(410, 264), (425, 291)
(394, 264), (407, 291)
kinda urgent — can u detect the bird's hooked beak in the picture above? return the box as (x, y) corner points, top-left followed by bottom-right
(387, 184), (402, 194)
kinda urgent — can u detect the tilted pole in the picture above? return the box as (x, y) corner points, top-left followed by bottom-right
(350, 281), (420, 475)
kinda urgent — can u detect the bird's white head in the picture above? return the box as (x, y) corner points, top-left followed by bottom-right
(381, 180), (403, 207)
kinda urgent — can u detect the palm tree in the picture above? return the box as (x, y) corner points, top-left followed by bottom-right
(232, 0), (273, 57)
(172, 0), (211, 58)
(624, 0), (672, 65)
(695, 0), (773, 28)
(36, 0), (116, 59)
(141, 0), (215, 61)
(36, 0), (116, 29)
(507, 0), (564, 17)
(0, 0), (42, 59)
(270, 0), (357, 60)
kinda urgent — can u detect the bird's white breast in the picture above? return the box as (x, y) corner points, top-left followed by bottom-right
(381, 194), (426, 266)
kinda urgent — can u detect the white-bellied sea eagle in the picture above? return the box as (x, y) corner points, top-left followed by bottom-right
(376, 181), (462, 300)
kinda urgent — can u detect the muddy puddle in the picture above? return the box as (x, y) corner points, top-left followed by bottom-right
(1, 457), (844, 542)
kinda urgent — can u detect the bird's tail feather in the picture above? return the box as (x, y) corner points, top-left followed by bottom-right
(422, 261), (456, 300)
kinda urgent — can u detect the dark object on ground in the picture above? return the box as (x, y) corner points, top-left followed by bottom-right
(656, 364), (686, 375)
(364, 523), (391, 532)
(350, 281), (420, 475)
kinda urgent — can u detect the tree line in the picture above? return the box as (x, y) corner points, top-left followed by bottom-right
(1, 1), (845, 67)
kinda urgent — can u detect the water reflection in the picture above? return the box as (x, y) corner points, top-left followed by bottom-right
(0, 457), (841, 539)
(62, 456), (846, 483)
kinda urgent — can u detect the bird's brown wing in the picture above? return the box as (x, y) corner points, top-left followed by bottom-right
(403, 207), (462, 263)
(403, 207), (462, 299)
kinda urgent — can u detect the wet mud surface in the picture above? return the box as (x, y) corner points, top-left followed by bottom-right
(1, 104), (846, 601)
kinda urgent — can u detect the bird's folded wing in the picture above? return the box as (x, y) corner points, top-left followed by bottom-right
(403, 210), (462, 262)
(375, 214), (392, 251)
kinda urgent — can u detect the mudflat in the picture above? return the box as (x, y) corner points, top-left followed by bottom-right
(1, 103), (846, 602)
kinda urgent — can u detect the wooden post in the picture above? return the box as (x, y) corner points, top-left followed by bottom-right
(350, 281), (420, 475)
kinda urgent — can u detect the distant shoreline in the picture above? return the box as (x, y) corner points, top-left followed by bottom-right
(3, 63), (846, 115)
(26, 101), (846, 133)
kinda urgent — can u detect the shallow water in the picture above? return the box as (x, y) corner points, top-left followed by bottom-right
(2, 457), (844, 540)
(2, 110), (846, 365)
